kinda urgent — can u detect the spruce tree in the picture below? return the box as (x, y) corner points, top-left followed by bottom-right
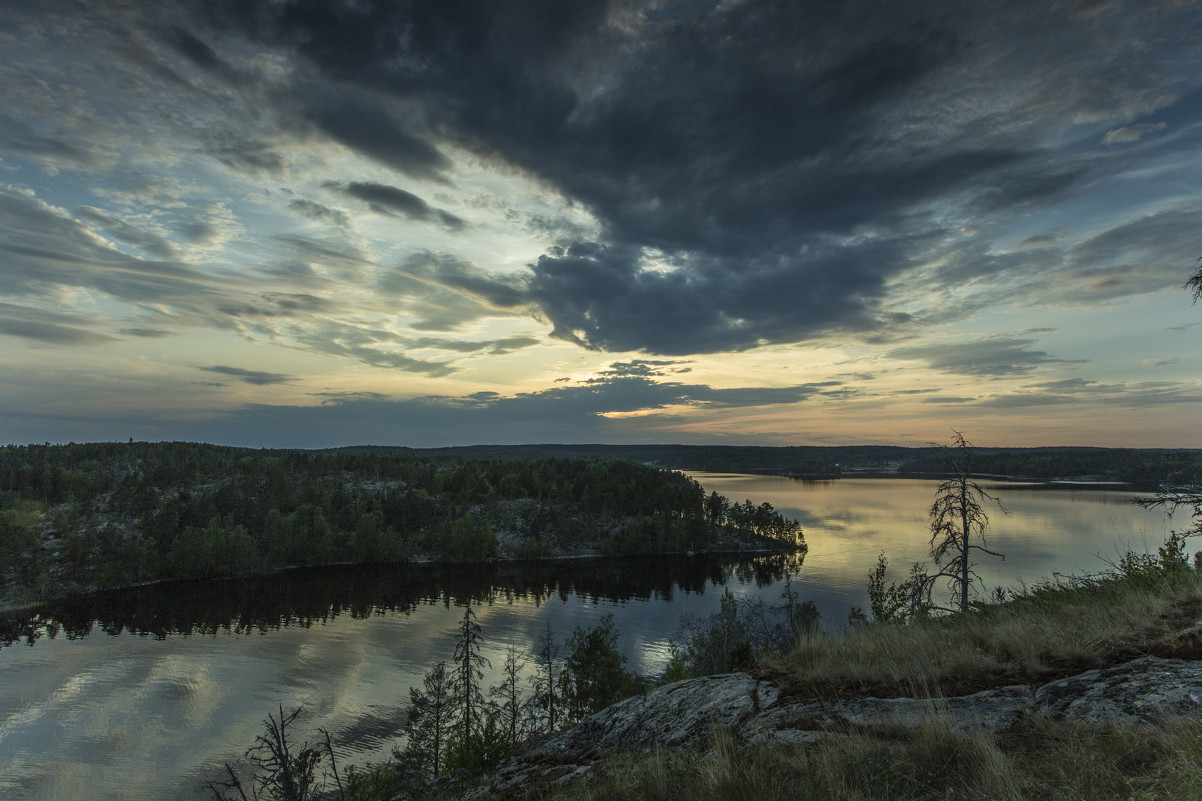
(451, 606), (490, 746)
(401, 661), (454, 781)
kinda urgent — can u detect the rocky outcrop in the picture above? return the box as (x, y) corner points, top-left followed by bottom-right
(1034, 656), (1202, 724)
(479, 656), (1202, 796)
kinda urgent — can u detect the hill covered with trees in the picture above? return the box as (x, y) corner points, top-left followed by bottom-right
(0, 442), (803, 606)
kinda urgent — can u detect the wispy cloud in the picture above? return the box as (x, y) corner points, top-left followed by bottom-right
(888, 337), (1082, 377)
(199, 365), (295, 386)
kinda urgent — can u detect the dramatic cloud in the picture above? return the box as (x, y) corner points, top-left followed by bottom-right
(173, 0), (1200, 353)
(1, 0), (1200, 447)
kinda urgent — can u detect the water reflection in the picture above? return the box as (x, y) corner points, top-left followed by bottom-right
(0, 553), (799, 801)
(0, 477), (1182, 801)
(2, 554), (802, 650)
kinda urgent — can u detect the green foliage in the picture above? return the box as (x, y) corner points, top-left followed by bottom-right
(489, 645), (529, 746)
(451, 606), (490, 747)
(559, 613), (642, 723)
(865, 553), (933, 625)
(437, 514), (497, 562)
(401, 661), (455, 783)
(1116, 530), (1200, 584)
(1, 443), (774, 604)
(442, 712), (511, 777)
(667, 585), (818, 680)
(342, 762), (410, 801)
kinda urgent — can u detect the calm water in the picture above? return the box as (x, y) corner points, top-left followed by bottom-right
(0, 476), (1176, 800)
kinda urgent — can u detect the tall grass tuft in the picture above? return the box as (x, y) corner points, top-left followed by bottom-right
(776, 567), (1202, 699)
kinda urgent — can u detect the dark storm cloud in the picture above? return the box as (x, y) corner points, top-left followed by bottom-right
(8, 0), (1201, 362)
(888, 337), (1082, 377)
(526, 239), (910, 353)
(336, 182), (465, 230)
(177, 0), (1202, 354)
(199, 365), (295, 385)
(595, 360), (684, 379)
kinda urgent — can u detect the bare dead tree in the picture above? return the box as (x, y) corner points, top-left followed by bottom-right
(204, 705), (340, 801)
(1187, 256), (1202, 303)
(1131, 260), (1202, 561)
(926, 431), (1006, 613)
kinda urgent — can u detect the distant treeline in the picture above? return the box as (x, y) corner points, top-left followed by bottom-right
(327, 443), (903, 478)
(326, 443), (1202, 485)
(894, 446), (1202, 485)
(0, 442), (803, 605)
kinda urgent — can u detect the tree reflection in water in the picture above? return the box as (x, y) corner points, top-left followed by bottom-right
(1, 552), (804, 648)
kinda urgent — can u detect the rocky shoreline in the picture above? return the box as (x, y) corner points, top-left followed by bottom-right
(458, 656), (1202, 797)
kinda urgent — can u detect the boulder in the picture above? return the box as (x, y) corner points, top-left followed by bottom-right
(1034, 656), (1202, 724)
(538, 673), (777, 758)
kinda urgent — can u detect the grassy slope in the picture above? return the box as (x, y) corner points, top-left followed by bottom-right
(494, 568), (1202, 801)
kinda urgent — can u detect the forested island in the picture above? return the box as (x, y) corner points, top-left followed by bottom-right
(0, 442), (803, 607)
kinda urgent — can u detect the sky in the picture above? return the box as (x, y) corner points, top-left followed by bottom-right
(2, 0), (1201, 450)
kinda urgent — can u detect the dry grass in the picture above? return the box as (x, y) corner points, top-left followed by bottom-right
(374, 567), (1202, 801)
(503, 568), (1202, 801)
(518, 715), (1202, 801)
(767, 568), (1202, 700)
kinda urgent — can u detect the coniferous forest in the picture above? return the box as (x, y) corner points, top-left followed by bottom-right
(0, 442), (805, 606)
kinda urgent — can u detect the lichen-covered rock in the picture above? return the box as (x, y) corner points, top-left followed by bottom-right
(1034, 656), (1202, 724)
(472, 657), (1202, 798)
(541, 673), (779, 758)
(747, 684), (1034, 744)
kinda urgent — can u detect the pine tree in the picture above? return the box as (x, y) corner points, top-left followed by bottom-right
(558, 613), (639, 723)
(450, 606), (490, 746)
(401, 661), (454, 782)
(528, 621), (560, 734)
(488, 644), (529, 747)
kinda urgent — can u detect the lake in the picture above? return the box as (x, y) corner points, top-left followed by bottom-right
(0, 475), (1178, 800)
